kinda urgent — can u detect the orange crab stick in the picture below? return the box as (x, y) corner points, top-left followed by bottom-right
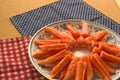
(93, 54), (112, 79)
(99, 43), (120, 55)
(77, 39), (92, 46)
(100, 34), (108, 42)
(66, 23), (80, 39)
(104, 43), (120, 48)
(81, 20), (90, 37)
(37, 49), (68, 66)
(63, 32), (75, 40)
(44, 60), (61, 69)
(32, 50), (46, 59)
(39, 43), (68, 51)
(32, 50), (61, 59)
(85, 35), (93, 41)
(32, 50), (57, 59)
(87, 56), (94, 80)
(50, 54), (72, 78)
(91, 41), (99, 48)
(60, 66), (68, 79)
(65, 30), (74, 38)
(61, 39), (75, 44)
(100, 51), (120, 63)
(92, 30), (108, 41)
(82, 56), (93, 80)
(34, 39), (61, 45)
(94, 54), (116, 74)
(92, 47), (101, 55)
(90, 55), (112, 80)
(63, 57), (80, 80)
(60, 34), (76, 47)
(77, 39), (92, 50)
(75, 60), (87, 80)
(45, 27), (66, 39)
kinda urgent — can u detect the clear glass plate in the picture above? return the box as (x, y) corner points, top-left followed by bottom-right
(28, 20), (120, 80)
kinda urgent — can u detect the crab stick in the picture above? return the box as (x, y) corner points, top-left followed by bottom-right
(85, 35), (93, 41)
(32, 50), (57, 59)
(103, 43), (120, 48)
(100, 51), (120, 63)
(66, 23), (80, 39)
(100, 34), (108, 42)
(90, 55), (112, 80)
(94, 54), (116, 74)
(60, 66), (68, 79)
(45, 27), (66, 39)
(81, 20), (90, 37)
(34, 39), (61, 45)
(92, 30), (108, 41)
(99, 43), (120, 55)
(77, 39), (92, 47)
(39, 43), (68, 51)
(75, 60), (87, 80)
(65, 30), (74, 38)
(63, 57), (80, 80)
(37, 49), (68, 66)
(82, 56), (93, 80)
(50, 54), (72, 78)
(92, 47), (101, 55)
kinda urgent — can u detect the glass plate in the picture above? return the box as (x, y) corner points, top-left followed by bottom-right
(28, 20), (120, 80)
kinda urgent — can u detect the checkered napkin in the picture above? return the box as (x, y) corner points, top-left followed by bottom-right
(0, 37), (47, 80)
(10, 0), (120, 36)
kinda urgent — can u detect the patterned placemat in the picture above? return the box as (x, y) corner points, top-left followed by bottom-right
(0, 37), (47, 80)
(10, 0), (120, 36)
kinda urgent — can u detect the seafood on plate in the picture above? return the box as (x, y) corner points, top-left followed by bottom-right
(32, 20), (120, 80)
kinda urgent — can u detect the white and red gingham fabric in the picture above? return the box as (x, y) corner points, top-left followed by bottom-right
(0, 37), (47, 80)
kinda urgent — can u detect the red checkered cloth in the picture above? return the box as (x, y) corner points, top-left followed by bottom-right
(0, 37), (47, 80)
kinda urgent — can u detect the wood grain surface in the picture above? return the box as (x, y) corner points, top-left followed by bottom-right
(0, 0), (57, 39)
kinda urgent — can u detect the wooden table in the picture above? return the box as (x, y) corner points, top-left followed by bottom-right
(0, 0), (120, 40)
(84, 0), (120, 24)
(0, 0), (57, 40)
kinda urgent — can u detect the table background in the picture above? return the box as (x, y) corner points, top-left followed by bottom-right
(84, 0), (120, 23)
(0, 0), (120, 40)
(0, 0), (57, 39)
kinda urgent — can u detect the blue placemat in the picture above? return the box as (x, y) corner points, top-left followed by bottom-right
(10, 0), (120, 36)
